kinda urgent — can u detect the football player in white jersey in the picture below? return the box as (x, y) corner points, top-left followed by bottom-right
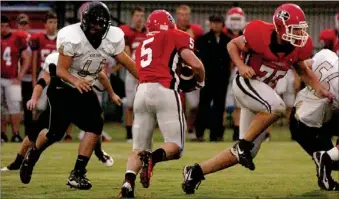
(19, 2), (138, 190)
(1, 52), (117, 171)
(289, 49), (339, 191)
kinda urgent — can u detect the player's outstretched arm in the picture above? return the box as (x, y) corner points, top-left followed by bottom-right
(296, 60), (335, 102)
(180, 48), (205, 83)
(27, 71), (51, 110)
(115, 51), (138, 79)
(111, 46), (131, 73)
(97, 71), (122, 106)
(227, 36), (255, 79)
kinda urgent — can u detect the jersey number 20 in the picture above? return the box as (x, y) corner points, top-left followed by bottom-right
(140, 37), (154, 68)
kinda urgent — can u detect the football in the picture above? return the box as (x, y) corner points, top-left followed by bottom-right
(177, 63), (197, 92)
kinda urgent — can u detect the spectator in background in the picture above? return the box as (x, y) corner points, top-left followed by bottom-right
(223, 7), (246, 141)
(117, 6), (147, 143)
(16, 14), (35, 141)
(1, 15), (31, 142)
(176, 4), (204, 140)
(319, 13), (338, 54)
(195, 14), (231, 142)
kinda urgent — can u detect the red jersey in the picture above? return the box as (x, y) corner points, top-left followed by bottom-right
(319, 29), (339, 55)
(119, 25), (147, 60)
(1, 30), (29, 78)
(222, 28), (243, 39)
(135, 29), (194, 91)
(178, 23), (204, 41)
(243, 20), (313, 86)
(29, 32), (57, 68)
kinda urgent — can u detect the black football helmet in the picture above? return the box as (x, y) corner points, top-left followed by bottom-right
(80, 1), (111, 48)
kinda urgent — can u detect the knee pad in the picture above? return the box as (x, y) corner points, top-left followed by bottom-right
(271, 100), (286, 116)
(46, 129), (65, 142)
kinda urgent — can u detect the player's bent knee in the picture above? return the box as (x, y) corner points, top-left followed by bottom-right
(271, 101), (286, 116)
(46, 130), (65, 143)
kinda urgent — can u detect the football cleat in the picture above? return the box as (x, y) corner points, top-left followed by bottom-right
(66, 169), (92, 190)
(119, 180), (135, 198)
(97, 150), (114, 167)
(231, 139), (255, 171)
(11, 133), (23, 143)
(1, 161), (22, 171)
(138, 150), (153, 188)
(20, 147), (40, 184)
(313, 151), (339, 191)
(1, 132), (8, 142)
(182, 164), (205, 194)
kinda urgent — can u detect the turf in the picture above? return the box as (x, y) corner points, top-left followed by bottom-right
(1, 123), (338, 199)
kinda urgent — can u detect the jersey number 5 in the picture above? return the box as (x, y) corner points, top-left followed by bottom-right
(2, 47), (12, 66)
(308, 61), (339, 97)
(140, 37), (154, 68)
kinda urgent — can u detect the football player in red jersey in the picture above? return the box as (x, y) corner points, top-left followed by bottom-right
(176, 4), (204, 140)
(119, 10), (205, 198)
(118, 7), (147, 143)
(1, 15), (31, 143)
(223, 7), (246, 141)
(319, 13), (339, 55)
(182, 3), (335, 194)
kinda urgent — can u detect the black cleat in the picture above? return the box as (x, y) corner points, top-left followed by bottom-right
(313, 151), (339, 191)
(182, 164), (205, 194)
(138, 150), (153, 188)
(1, 132), (8, 142)
(20, 147), (39, 184)
(96, 150), (114, 167)
(1, 161), (22, 171)
(11, 133), (23, 143)
(66, 169), (92, 190)
(119, 180), (135, 198)
(231, 139), (255, 171)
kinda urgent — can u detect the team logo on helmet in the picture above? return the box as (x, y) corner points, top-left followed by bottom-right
(277, 10), (290, 21)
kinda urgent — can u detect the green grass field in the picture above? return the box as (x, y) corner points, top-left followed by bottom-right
(1, 123), (338, 199)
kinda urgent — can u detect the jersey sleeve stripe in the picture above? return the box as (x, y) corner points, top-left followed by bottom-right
(168, 49), (180, 91)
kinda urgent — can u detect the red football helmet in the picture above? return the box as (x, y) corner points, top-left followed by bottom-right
(273, 3), (308, 47)
(335, 13), (339, 31)
(225, 7), (246, 31)
(146, 10), (176, 32)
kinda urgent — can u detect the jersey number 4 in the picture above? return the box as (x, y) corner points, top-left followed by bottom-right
(140, 37), (154, 68)
(2, 47), (12, 66)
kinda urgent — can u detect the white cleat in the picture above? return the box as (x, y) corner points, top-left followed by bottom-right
(1, 167), (9, 172)
(100, 150), (114, 167)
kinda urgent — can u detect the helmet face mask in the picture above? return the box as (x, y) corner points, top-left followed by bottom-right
(81, 1), (111, 48)
(273, 3), (309, 48)
(225, 7), (246, 31)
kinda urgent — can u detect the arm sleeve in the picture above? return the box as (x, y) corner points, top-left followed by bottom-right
(29, 34), (40, 51)
(174, 30), (195, 53)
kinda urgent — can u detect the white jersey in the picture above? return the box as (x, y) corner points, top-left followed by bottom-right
(42, 52), (59, 73)
(57, 23), (125, 86)
(294, 49), (339, 128)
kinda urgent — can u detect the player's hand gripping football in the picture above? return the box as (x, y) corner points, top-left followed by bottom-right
(238, 65), (256, 79)
(74, 78), (92, 94)
(110, 93), (123, 106)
